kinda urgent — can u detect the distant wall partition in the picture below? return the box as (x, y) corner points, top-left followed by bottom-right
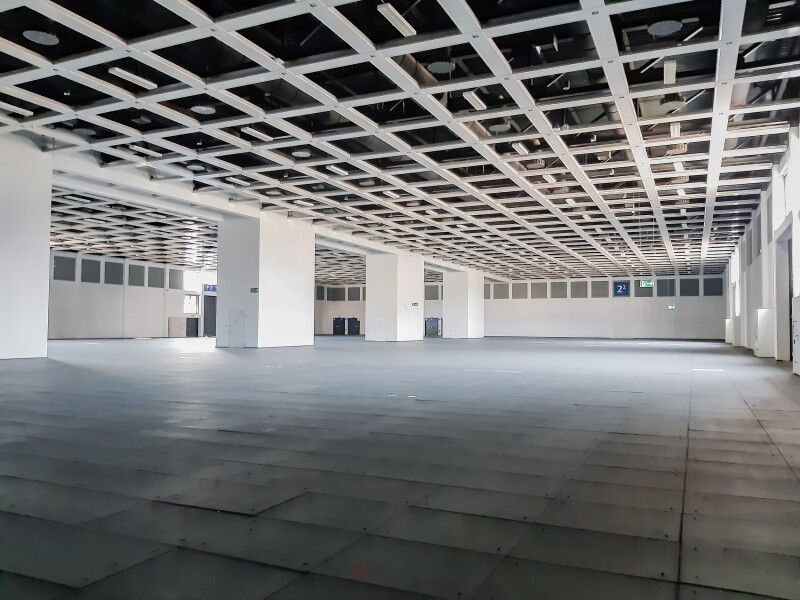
(485, 276), (725, 340)
(48, 251), (186, 339)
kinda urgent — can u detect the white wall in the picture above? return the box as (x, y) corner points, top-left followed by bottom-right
(258, 213), (315, 347)
(365, 253), (425, 341)
(485, 295), (724, 339)
(725, 126), (800, 367)
(0, 136), (52, 359)
(217, 213), (315, 348)
(48, 252), (186, 339)
(216, 215), (260, 348)
(425, 300), (443, 318)
(443, 269), (484, 339)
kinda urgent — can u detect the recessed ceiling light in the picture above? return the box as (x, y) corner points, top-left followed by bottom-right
(512, 142), (529, 156)
(129, 144), (162, 158)
(108, 67), (157, 91)
(190, 104), (216, 116)
(132, 114), (151, 126)
(226, 177), (250, 186)
(23, 30), (59, 46)
(428, 61), (456, 75)
(385, 190), (400, 199)
(241, 126), (273, 143)
(406, 200), (421, 207)
(186, 162), (205, 172)
(292, 149), (311, 158)
(358, 178), (376, 187)
(463, 90), (486, 111)
(64, 195), (91, 204)
(327, 164), (348, 176)
(377, 3), (417, 37)
(264, 189), (282, 196)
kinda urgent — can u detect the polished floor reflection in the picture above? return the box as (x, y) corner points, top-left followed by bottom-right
(0, 336), (798, 599)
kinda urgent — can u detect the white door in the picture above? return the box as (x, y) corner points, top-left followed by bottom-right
(229, 310), (246, 348)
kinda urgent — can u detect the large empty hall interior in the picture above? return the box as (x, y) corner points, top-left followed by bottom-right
(2, 0), (800, 598)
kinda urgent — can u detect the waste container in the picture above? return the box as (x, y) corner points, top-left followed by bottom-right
(333, 317), (346, 335)
(347, 317), (360, 335)
(425, 317), (441, 337)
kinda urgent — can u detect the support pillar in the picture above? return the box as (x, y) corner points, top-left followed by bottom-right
(0, 136), (52, 359)
(365, 252), (424, 341)
(442, 269), (485, 339)
(216, 212), (314, 348)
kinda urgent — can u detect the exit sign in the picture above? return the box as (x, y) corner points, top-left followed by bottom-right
(250, 287), (259, 293)
(639, 279), (654, 288)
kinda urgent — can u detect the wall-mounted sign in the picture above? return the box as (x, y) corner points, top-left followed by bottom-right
(203, 284), (217, 292)
(668, 304), (676, 310)
(613, 280), (630, 297)
(639, 279), (654, 288)
(250, 287), (259, 293)
(411, 302), (419, 306)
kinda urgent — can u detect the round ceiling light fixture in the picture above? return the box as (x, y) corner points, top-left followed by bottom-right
(488, 122), (511, 134)
(190, 104), (216, 116)
(291, 148), (311, 158)
(23, 30), (59, 46)
(358, 178), (375, 187)
(647, 20), (682, 37)
(427, 61), (456, 75)
(186, 162), (206, 172)
(72, 127), (97, 137)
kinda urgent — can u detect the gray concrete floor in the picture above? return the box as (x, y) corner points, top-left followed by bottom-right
(0, 336), (799, 599)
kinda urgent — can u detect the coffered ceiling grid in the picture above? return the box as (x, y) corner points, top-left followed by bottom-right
(1, 0), (795, 278)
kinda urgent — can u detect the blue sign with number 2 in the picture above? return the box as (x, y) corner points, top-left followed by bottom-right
(613, 281), (630, 297)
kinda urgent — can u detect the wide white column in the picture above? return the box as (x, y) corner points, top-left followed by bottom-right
(216, 212), (314, 348)
(442, 269), (485, 339)
(0, 136), (52, 359)
(365, 252), (424, 341)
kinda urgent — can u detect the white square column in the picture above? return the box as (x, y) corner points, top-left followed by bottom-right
(442, 269), (485, 339)
(365, 252), (424, 341)
(216, 212), (314, 348)
(0, 136), (52, 359)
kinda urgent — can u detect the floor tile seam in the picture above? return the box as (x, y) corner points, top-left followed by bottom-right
(674, 380), (693, 600)
(0, 456), (249, 499)
(82, 510), (368, 576)
(0, 440), (590, 486)
(677, 581), (785, 600)
(0, 531), (176, 589)
(138, 432), (604, 468)
(726, 375), (800, 483)
(262, 572), (450, 600)
(466, 556), (686, 600)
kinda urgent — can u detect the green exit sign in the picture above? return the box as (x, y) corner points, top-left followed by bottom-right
(250, 287), (259, 293)
(639, 279), (654, 288)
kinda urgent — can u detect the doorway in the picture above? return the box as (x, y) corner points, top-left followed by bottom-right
(203, 295), (217, 337)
